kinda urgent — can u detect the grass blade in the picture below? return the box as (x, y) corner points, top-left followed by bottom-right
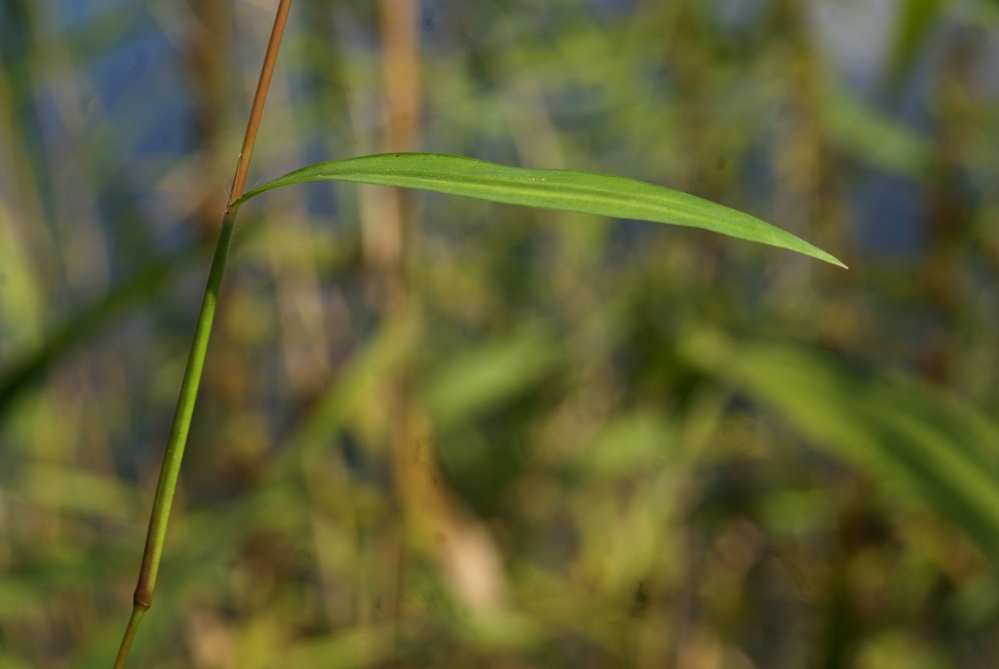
(686, 330), (999, 560)
(234, 153), (845, 268)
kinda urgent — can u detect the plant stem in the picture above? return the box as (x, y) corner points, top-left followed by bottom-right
(379, 0), (422, 647)
(112, 2), (292, 667)
(229, 0), (293, 211)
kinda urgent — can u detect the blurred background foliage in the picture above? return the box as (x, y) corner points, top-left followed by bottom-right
(2, 0), (999, 667)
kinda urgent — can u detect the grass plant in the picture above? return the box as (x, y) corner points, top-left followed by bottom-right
(2, 2), (998, 668)
(110, 2), (840, 667)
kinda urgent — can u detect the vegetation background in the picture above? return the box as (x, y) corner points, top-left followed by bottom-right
(2, 0), (999, 667)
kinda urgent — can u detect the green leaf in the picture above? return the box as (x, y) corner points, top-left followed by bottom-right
(887, 0), (948, 83)
(821, 84), (930, 180)
(422, 330), (557, 430)
(685, 329), (999, 561)
(234, 153), (845, 268)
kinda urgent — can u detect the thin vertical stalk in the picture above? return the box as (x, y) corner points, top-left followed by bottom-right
(360, 0), (423, 648)
(229, 0), (293, 210)
(112, 2), (293, 667)
(187, 0), (229, 229)
(376, 0), (508, 623)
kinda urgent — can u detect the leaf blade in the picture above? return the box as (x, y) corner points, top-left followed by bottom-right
(235, 153), (845, 268)
(685, 330), (999, 561)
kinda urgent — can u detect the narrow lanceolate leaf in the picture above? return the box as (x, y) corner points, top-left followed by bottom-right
(234, 153), (846, 268)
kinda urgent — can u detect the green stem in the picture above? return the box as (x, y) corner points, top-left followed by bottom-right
(111, 607), (145, 669)
(111, 0), (293, 663)
(112, 210), (237, 669)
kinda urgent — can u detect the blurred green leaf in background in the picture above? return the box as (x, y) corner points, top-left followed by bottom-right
(2, 0), (999, 667)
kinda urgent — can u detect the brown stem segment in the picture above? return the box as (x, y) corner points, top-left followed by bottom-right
(377, 0), (421, 647)
(228, 0), (294, 211)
